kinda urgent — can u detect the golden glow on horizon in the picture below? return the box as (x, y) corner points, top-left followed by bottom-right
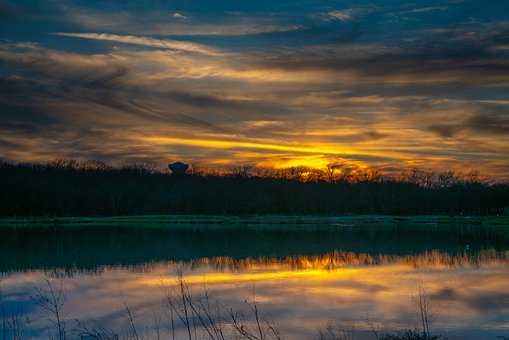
(138, 135), (408, 170)
(141, 136), (360, 156)
(262, 155), (334, 169)
(134, 134), (504, 175)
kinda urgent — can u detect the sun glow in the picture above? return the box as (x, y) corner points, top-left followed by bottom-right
(141, 136), (360, 156)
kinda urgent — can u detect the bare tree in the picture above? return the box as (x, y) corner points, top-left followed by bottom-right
(231, 166), (253, 178)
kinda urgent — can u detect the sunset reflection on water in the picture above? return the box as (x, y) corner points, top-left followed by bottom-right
(2, 250), (509, 339)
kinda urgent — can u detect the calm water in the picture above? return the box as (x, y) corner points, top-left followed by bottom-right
(1, 222), (509, 339)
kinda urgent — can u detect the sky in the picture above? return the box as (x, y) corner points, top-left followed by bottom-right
(1, 1), (509, 177)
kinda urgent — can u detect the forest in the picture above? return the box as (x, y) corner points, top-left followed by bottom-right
(1, 159), (508, 217)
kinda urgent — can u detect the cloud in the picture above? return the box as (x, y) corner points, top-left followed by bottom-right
(427, 124), (462, 138)
(327, 9), (354, 22)
(465, 112), (509, 135)
(140, 23), (304, 37)
(252, 24), (509, 88)
(172, 12), (187, 20)
(401, 6), (449, 14)
(328, 10), (353, 22)
(425, 100), (509, 138)
(0, 44), (130, 90)
(0, 46), (228, 134)
(164, 91), (289, 118)
(54, 32), (223, 56)
(322, 7), (374, 23)
(0, 100), (59, 135)
(61, 8), (302, 37)
(2, 3), (509, 179)
(0, 44), (283, 129)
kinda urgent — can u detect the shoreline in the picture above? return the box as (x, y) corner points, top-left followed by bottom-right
(1, 214), (508, 229)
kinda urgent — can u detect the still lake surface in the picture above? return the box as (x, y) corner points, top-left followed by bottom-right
(1, 218), (509, 339)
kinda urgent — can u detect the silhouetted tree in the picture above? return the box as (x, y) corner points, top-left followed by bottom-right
(0, 160), (507, 217)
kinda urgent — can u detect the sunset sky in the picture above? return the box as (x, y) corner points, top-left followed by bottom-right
(1, 1), (508, 177)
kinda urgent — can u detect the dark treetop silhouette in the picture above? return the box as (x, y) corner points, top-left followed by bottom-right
(0, 160), (508, 217)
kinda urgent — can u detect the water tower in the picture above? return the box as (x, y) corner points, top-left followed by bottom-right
(168, 161), (189, 176)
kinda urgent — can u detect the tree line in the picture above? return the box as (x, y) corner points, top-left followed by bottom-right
(1, 159), (508, 216)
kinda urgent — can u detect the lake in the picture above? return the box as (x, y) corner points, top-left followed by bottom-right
(1, 216), (509, 339)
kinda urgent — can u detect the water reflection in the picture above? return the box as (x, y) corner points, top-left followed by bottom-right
(1, 224), (508, 272)
(1, 224), (509, 339)
(2, 250), (509, 339)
